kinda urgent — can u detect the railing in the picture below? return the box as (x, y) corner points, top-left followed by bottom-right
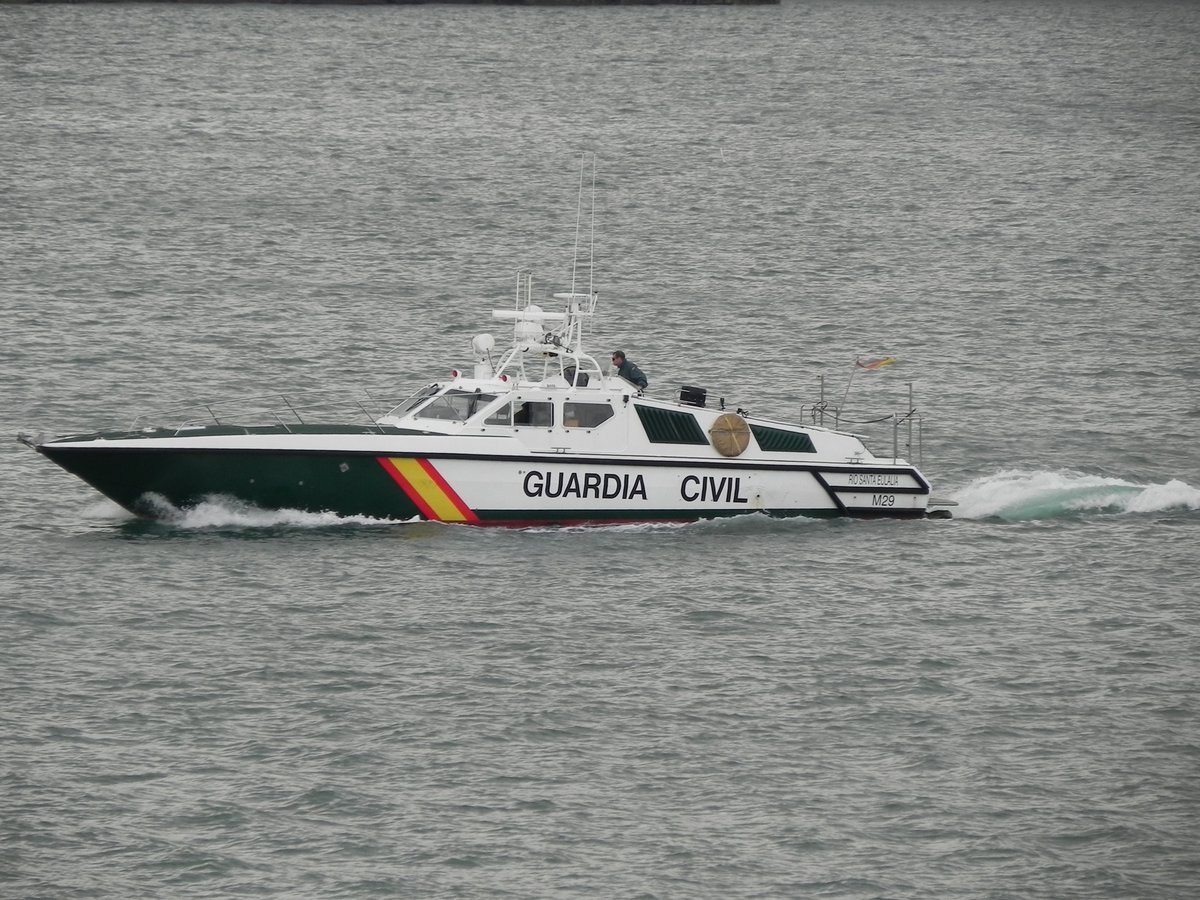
(797, 378), (926, 468)
(127, 387), (420, 435)
(891, 409), (924, 470)
(797, 402), (924, 469)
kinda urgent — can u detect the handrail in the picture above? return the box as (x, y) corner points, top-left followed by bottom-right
(890, 410), (922, 467)
(792, 402), (923, 467)
(127, 387), (416, 432)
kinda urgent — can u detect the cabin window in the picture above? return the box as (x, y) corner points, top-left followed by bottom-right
(634, 405), (709, 445)
(415, 389), (497, 422)
(485, 400), (554, 428)
(563, 402), (613, 429)
(751, 425), (816, 453)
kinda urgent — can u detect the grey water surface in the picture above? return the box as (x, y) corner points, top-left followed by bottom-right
(2, 1), (1199, 897)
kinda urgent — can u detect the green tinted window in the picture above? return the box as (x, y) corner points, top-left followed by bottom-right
(751, 425), (815, 453)
(635, 405), (708, 445)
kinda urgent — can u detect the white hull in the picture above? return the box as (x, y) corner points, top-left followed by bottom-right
(34, 427), (930, 524)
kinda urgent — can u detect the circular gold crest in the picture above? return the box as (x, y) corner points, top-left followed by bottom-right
(709, 413), (751, 457)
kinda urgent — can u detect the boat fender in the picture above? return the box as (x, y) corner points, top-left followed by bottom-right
(710, 413), (751, 457)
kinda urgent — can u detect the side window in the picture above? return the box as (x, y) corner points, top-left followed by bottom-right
(563, 402), (614, 429)
(514, 401), (553, 427)
(484, 404), (512, 426)
(486, 401), (554, 428)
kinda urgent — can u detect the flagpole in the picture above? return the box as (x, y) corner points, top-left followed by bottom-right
(840, 357), (858, 418)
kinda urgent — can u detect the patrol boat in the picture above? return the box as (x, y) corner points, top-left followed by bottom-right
(23, 272), (939, 525)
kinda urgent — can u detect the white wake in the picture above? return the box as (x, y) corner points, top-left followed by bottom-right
(951, 470), (1200, 521)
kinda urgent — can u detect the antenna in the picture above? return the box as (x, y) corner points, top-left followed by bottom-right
(569, 152), (597, 300)
(588, 152), (596, 299)
(570, 156), (584, 298)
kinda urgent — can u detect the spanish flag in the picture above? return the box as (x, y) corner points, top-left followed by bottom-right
(855, 356), (897, 370)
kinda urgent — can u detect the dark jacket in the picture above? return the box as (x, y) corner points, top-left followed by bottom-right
(616, 359), (648, 389)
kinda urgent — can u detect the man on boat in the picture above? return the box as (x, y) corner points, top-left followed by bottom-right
(611, 350), (648, 389)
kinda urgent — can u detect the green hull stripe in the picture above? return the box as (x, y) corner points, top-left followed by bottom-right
(471, 508), (852, 524)
(41, 447), (422, 520)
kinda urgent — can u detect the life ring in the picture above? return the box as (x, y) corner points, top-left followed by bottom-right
(709, 413), (751, 457)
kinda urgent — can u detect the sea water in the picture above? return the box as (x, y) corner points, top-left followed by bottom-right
(2, 2), (1198, 897)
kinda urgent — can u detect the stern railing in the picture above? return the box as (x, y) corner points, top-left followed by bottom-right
(800, 403), (924, 468)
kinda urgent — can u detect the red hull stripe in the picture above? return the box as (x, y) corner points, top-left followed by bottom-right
(414, 457), (480, 523)
(376, 457), (480, 524)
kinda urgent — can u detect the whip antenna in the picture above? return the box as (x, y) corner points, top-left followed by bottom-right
(569, 152), (597, 301)
(588, 152), (596, 299)
(569, 155), (584, 298)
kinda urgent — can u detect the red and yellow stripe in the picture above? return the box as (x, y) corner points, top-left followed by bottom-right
(377, 457), (480, 524)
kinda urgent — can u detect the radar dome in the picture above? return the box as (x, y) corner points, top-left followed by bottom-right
(471, 333), (495, 357)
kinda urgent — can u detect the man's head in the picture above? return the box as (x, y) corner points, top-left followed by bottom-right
(611, 350), (626, 365)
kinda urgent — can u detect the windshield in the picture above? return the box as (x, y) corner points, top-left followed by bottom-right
(414, 389), (498, 422)
(387, 383), (440, 418)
